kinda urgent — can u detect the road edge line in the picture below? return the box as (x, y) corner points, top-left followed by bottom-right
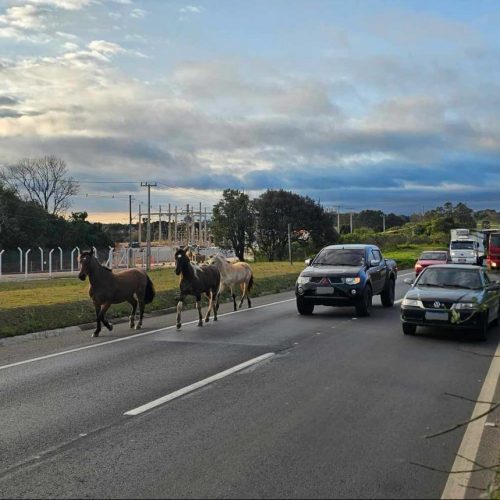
(441, 339), (500, 499)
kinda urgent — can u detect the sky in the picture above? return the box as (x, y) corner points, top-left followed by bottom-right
(0, 0), (499, 223)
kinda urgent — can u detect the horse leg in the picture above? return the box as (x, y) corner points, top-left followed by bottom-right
(204, 291), (213, 323)
(196, 294), (203, 327)
(93, 303), (102, 337)
(99, 302), (113, 332)
(128, 297), (138, 328)
(238, 283), (246, 309)
(176, 299), (184, 330)
(213, 288), (218, 322)
(231, 286), (237, 311)
(136, 298), (145, 330)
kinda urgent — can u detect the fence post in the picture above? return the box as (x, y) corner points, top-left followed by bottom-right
(0, 249), (4, 276)
(39, 246), (44, 272)
(25, 249), (31, 279)
(49, 248), (55, 276)
(71, 247), (79, 273)
(58, 247), (63, 271)
(106, 246), (114, 268)
(18, 247), (23, 273)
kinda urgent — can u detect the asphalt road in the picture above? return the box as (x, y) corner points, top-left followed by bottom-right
(1, 273), (499, 499)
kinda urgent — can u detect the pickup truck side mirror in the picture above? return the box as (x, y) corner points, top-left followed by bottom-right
(404, 277), (415, 285)
(369, 259), (380, 267)
(305, 258), (311, 266)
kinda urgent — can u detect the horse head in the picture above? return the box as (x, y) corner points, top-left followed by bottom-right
(174, 248), (190, 276)
(78, 250), (94, 281)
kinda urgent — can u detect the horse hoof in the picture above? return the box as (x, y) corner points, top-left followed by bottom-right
(107, 324), (113, 331)
(214, 317), (218, 322)
(92, 332), (100, 338)
(205, 318), (210, 323)
(197, 322), (203, 327)
(176, 323), (182, 330)
(135, 325), (142, 330)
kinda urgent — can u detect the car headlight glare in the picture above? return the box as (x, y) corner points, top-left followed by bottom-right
(402, 298), (424, 308)
(344, 277), (361, 285)
(451, 302), (477, 310)
(296, 276), (311, 284)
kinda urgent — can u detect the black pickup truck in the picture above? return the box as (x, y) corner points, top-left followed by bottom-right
(295, 244), (398, 316)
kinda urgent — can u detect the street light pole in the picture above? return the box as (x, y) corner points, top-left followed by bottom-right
(141, 182), (157, 270)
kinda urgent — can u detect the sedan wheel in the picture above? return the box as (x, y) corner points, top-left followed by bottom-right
(477, 311), (489, 341)
(402, 322), (417, 335)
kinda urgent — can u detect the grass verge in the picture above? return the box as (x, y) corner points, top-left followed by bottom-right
(0, 252), (419, 339)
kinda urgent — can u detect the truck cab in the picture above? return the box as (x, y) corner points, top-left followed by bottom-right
(449, 228), (485, 265)
(487, 232), (500, 271)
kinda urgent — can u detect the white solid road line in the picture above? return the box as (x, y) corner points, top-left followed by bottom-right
(0, 298), (294, 372)
(441, 340), (500, 499)
(124, 352), (275, 416)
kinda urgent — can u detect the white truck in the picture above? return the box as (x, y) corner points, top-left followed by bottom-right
(449, 228), (485, 265)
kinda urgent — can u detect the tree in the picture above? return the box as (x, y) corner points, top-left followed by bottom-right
(0, 156), (79, 215)
(253, 189), (338, 261)
(211, 189), (255, 261)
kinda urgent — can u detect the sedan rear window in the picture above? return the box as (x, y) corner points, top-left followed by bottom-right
(419, 252), (448, 260)
(417, 268), (482, 290)
(313, 249), (365, 266)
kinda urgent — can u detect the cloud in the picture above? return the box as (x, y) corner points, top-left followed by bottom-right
(130, 8), (147, 19)
(179, 5), (202, 14)
(28, 0), (95, 10)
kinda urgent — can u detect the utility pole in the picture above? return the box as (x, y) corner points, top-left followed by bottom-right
(141, 182), (157, 271)
(350, 212), (353, 233)
(138, 203), (142, 247)
(382, 213), (386, 232)
(128, 195), (133, 247)
(336, 205), (341, 234)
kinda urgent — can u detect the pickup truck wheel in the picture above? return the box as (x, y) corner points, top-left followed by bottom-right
(297, 298), (314, 315)
(355, 285), (372, 317)
(402, 322), (417, 335)
(381, 278), (395, 307)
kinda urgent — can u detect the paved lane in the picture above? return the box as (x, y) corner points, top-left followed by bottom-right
(1, 274), (499, 498)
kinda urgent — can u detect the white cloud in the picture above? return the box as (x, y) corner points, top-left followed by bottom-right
(28, 0), (95, 10)
(130, 8), (147, 19)
(0, 4), (45, 31)
(179, 5), (202, 14)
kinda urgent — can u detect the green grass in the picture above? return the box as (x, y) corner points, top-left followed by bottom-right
(0, 250), (422, 338)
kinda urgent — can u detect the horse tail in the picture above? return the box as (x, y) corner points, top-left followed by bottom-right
(144, 275), (156, 304)
(248, 273), (254, 291)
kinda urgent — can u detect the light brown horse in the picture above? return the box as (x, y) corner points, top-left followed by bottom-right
(174, 247), (220, 330)
(212, 254), (254, 311)
(78, 249), (155, 337)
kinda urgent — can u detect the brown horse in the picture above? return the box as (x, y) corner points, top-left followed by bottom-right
(78, 249), (155, 337)
(174, 247), (220, 330)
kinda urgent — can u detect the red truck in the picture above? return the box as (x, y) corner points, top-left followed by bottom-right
(486, 232), (500, 271)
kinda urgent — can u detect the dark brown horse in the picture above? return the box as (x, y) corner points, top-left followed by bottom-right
(78, 249), (155, 337)
(174, 247), (220, 330)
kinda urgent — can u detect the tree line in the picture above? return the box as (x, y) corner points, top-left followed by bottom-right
(1, 155), (498, 258)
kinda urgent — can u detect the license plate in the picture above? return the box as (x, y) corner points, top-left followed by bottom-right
(316, 287), (334, 295)
(458, 258), (466, 263)
(425, 311), (448, 321)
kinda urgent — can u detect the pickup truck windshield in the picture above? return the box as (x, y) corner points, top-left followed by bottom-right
(313, 249), (365, 266)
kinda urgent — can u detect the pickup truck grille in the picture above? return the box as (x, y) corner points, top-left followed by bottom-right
(310, 276), (343, 284)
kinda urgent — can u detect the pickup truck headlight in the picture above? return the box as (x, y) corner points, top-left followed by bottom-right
(451, 302), (477, 310)
(344, 277), (361, 285)
(402, 298), (424, 308)
(296, 276), (311, 284)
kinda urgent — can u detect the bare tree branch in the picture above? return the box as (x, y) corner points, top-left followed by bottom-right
(424, 402), (500, 439)
(0, 156), (79, 215)
(443, 392), (499, 405)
